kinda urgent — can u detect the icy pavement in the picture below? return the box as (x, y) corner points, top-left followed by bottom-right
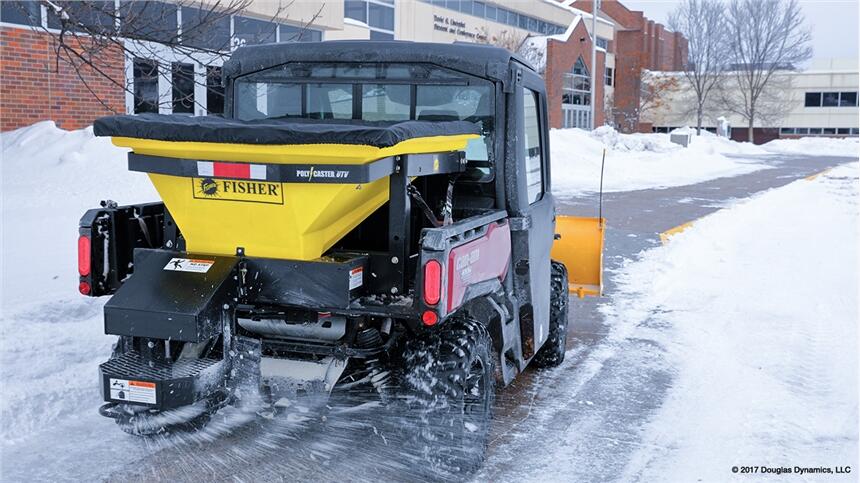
(1, 121), (858, 482)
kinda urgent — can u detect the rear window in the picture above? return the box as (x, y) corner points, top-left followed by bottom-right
(234, 62), (495, 181)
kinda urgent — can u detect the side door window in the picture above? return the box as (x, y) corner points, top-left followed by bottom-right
(522, 88), (544, 204)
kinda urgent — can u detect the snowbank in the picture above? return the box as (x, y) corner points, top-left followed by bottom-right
(614, 163), (859, 480)
(1, 122), (157, 441)
(763, 136), (860, 157)
(550, 126), (769, 197)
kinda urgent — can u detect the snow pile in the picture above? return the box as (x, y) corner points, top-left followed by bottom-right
(764, 136), (860, 157)
(614, 163), (859, 480)
(1, 121), (157, 441)
(550, 126), (768, 196)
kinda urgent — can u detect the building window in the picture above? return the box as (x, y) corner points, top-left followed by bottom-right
(133, 58), (159, 114)
(596, 37), (609, 50)
(0, 1), (42, 27)
(605, 67), (613, 86)
(804, 92), (821, 107)
(837, 128), (851, 135)
(780, 127), (794, 135)
(522, 88), (543, 204)
(206, 66), (224, 115)
(233, 15), (277, 47)
(563, 57), (591, 105)
(472, 1), (485, 18)
(795, 128), (809, 135)
(840, 92), (857, 107)
(804, 91), (859, 107)
(47, 1), (115, 34)
(181, 6), (230, 51)
(345, 0), (367, 23)
(822, 127), (837, 135)
(370, 30), (394, 40)
(347, 0), (395, 39)
(280, 24), (322, 42)
(809, 128), (822, 134)
(171, 62), (194, 114)
(119, 1), (178, 44)
(368, 2), (394, 30)
(822, 92), (839, 107)
(852, 128), (859, 135)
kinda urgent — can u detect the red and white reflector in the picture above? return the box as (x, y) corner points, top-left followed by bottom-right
(197, 161), (266, 180)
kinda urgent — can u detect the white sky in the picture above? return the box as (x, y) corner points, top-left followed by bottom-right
(622, 0), (860, 65)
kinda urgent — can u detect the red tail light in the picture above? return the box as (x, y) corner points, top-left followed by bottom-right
(78, 235), (91, 277)
(78, 281), (91, 295)
(423, 259), (442, 306)
(422, 310), (438, 326)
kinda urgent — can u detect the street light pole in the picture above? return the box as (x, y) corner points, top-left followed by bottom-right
(590, 0), (600, 130)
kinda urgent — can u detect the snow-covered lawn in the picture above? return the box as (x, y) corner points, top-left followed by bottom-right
(550, 127), (770, 197)
(1, 121), (155, 442)
(612, 163), (859, 480)
(764, 136), (860, 157)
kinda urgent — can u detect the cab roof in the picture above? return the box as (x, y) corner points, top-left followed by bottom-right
(223, 40), (535, 84)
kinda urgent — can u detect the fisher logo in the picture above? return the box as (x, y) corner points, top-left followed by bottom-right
(199, 178), (219, 197)
(296, 166), (350, 182)
(192, 177), (284, 205)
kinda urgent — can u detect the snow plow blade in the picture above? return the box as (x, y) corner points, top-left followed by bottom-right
(551, 215), (604, 298)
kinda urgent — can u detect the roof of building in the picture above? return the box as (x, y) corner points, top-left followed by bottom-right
(223, 40), (535, 82)
(519, 16), (586, 73)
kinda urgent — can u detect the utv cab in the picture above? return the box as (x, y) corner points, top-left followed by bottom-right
(79, 41), (603, 474)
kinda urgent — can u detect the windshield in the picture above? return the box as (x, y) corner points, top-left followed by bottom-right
(233, 63), (495, 181)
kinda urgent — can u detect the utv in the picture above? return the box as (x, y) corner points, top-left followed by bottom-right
(79, 41), (603, 473)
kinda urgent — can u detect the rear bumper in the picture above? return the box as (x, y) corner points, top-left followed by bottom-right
(99, 351), (224, 410)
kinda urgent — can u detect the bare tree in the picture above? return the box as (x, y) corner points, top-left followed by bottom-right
(12, 1), (317, 114)
(724, 0), (811, 141)
(478, 27), (526, 53)
(669, 0), (730, 135)
(620, 70), (680, 132)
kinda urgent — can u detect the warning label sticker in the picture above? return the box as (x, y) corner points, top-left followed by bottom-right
(109, 378), (157, 404)
(349, 267), (363, 290)
(163, 258), (214, 273)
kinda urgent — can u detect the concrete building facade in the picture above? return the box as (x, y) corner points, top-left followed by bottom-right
(642, 58), (860, 144)
(1, 0), (684, 133)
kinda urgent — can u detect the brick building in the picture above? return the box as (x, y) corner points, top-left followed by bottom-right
(570, 0), (688, 131)
(1, 0), (685, 133)
(0, 20), (125, 131)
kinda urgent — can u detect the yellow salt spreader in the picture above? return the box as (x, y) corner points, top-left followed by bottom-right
(75, 41), (603, 475)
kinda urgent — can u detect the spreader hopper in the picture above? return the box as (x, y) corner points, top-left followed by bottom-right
(97, 114), (479, 260)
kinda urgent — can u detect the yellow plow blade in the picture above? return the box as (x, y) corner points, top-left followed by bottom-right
(551, 215), (605, 298)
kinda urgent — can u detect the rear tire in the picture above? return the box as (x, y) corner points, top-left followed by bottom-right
(532, 261), (570, 368)
(400, 315), (496, 475)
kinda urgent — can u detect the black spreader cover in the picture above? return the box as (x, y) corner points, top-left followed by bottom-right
(104, 249), (239, 343)
(93, 113), (480, 148)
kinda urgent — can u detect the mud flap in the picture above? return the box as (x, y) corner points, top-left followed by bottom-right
(550, 216), (605, 298)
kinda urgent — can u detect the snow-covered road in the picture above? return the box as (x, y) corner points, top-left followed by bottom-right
(1, 122), (857, 482)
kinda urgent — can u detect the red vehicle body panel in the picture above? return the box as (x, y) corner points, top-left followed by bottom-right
(447, 222), (511, 312)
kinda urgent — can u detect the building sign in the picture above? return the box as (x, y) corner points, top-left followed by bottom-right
(433, 15), (488, 42)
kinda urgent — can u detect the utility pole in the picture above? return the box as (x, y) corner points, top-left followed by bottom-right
(590, 0), (600, 130)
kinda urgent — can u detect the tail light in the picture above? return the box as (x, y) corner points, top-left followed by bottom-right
(423, 259), (442, 306)
(78, 281), (91, 295)
(78, 235), (91, 276)
(422, 310), (438, 326)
